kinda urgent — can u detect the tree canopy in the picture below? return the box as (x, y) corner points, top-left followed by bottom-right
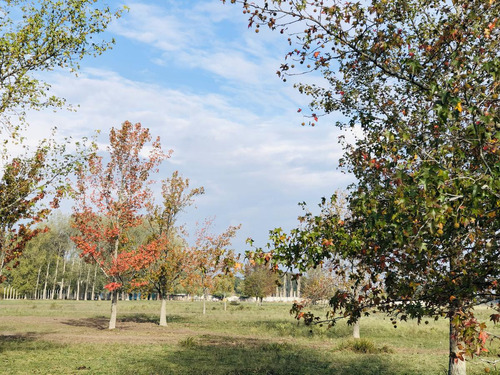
(0, 0), (123, 129)
(72, 121), (170, 329)
(226, 0), (499, 373)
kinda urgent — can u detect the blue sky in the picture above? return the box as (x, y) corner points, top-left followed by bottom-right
(22, 0), (354, 253)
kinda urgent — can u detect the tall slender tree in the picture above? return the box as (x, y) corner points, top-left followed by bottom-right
(72, 121), (170, 329)
(145, 171), (204, 326)
(190, 220), (240, 315)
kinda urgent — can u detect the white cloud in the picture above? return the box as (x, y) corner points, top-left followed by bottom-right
(20, 67), (351, 250)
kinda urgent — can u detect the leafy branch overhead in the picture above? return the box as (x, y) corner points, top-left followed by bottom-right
(226, 0), (499, 373)
(0, 0), (124, 129)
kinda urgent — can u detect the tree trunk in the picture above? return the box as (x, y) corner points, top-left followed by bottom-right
(84, 267), (90, 301)
(42, 259), (51, 299)
(109, 289), (118, 330)
(283, 274), (287, 297)
(448, 318), (466, 375)
(297, 277), (301, 298)
(91, 264), (98, 301)
(76, 261), (82, 301)
(34, 265), (42, 300)
(59, 255), (67, 300)
(51, 256), (59, 299)
(159, 296), (168, 326)
(76, 280), (81, 301)
(352, 319), (360, 339)
(203, 289), (207, 315)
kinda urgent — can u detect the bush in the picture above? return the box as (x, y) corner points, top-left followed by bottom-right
(336, 338), (393, 354)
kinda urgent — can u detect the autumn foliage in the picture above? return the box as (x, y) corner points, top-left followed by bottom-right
(71, 121), (170, 328)
(0, 138), (76, 282)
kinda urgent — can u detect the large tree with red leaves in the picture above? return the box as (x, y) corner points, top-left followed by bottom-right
(72, 121), (170, 329)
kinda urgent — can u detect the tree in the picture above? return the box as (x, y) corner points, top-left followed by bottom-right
(0, 0), (123, 129)
(242, 263), (278, 305)
(144, 171), (204, 326)
(72, 121), (169, 329)
(225, 1), (499, 373)
(0, 138), (77, 282)
(301, 267), (336, 306)
(213, 273), (235, 311)
(0, 0), (122, 284)
(190, 220), (240, 315)
(251, 193), (364, 338)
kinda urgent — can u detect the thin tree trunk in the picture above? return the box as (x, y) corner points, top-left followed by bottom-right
(203, 289), (207, 315)
(353, 319), (360, 339)
(297, 277), (301, 298)
(159, 296), (168, 326)
(91, 264), (98, 301)
(59, 254), (67, 300)
(42, 259), (51, 299)
(448, 318), (466, 375)
(76, 280), (80, 300)
(84, 267), (90, 301)
(66, 284), (71, 300)
(283, 274), (287, 298)
(76, 261), (82, 301)
(109, 289), (118, 330)
(51, 256), (60, 299)
(59, 252), (69, 299)
(34, 265), (42, 300)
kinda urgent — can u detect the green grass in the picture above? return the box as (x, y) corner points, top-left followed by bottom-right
(0, 299), (499, 374)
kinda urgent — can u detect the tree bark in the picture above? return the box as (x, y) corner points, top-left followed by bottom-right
(51, 256), (59, 299)
(76, 261), (82, 301)
(109, 289), (118, 330)
(34, 265), (42, 300)
(159, 296), (168, 326)
(58, 254), (67, 300)
(448, 317), (466, 375)
(84, 267), (90, 301)
(283, 274), (287, 298)
(202, 288), (207, 315)
(91, 264), (98, 301)
(352, 319), (360, 339)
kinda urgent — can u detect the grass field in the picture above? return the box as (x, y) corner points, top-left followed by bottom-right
(0, 299), (499, 375)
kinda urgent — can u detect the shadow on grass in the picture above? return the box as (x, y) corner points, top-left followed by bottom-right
(0, 333), (62, 353)
(250, 319), (352, 339)
(119, 313), (191, 325)
(62, 313), (190, 329)
(116, 334), (405, 375)
(61, 317), (109, 330)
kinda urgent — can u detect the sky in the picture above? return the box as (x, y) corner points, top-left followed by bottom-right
(19, 0), (354, 253)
